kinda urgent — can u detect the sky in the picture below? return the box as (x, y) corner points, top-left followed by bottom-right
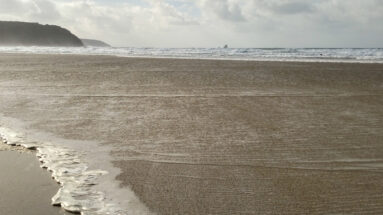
(0, 0), (383, 48)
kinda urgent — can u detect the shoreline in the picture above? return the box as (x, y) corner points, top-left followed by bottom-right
(0, 53), (382, 214)
(0, 50), (382, 64)
(0, 126), (96, 214)
(0, 120), (151, 215)
(0, 149), (67, 215)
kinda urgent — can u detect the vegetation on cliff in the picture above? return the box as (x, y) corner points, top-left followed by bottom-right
(0, 21), (83, 47)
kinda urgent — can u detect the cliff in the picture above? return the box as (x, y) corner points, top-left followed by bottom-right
(0, 21), (83, 47)
(81, 39), (111, 47)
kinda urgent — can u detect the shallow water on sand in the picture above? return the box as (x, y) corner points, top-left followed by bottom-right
(0, 151), (68, 215)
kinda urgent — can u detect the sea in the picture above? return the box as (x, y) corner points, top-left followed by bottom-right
(0, 46), (382, 63)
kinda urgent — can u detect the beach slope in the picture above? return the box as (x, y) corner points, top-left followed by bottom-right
(0, 54), (382, 214)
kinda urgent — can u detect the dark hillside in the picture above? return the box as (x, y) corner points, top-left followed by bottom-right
(81, 39), (111, 47)
(0, 21), (83, 47)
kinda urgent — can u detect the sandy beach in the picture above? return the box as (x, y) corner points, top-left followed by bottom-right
(0, 53), (382, 214)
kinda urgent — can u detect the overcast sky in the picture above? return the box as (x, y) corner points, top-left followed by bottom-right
(1, 0), (383, 47)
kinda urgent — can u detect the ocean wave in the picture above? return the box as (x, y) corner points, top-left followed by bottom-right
(0, 46), (382, 63)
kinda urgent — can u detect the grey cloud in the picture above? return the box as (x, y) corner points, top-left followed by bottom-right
(153, 2), (199, 26)
(29, 0), (61, 21)
(0, 0), (383, 47)
(0, 0), (61, 21)
(273, 1), (314, 14)
(0, 0), (25, 13)
(198, 0), (246, 22)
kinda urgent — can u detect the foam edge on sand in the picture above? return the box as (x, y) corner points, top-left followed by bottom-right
(0, 126), (126, 215)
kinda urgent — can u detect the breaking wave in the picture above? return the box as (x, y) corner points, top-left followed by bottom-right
(0, 46), (382, 63)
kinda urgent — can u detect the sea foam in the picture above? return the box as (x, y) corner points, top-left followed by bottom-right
(0, 126), (125, 215)
(0, 46), (382, 63)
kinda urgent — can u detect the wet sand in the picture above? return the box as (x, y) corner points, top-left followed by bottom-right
(0, 53), (382, 214)
(0, 150), (67, 215)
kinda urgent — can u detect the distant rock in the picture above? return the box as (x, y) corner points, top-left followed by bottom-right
(0, 21), (83, 47)
(81, 39), (111, 47)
